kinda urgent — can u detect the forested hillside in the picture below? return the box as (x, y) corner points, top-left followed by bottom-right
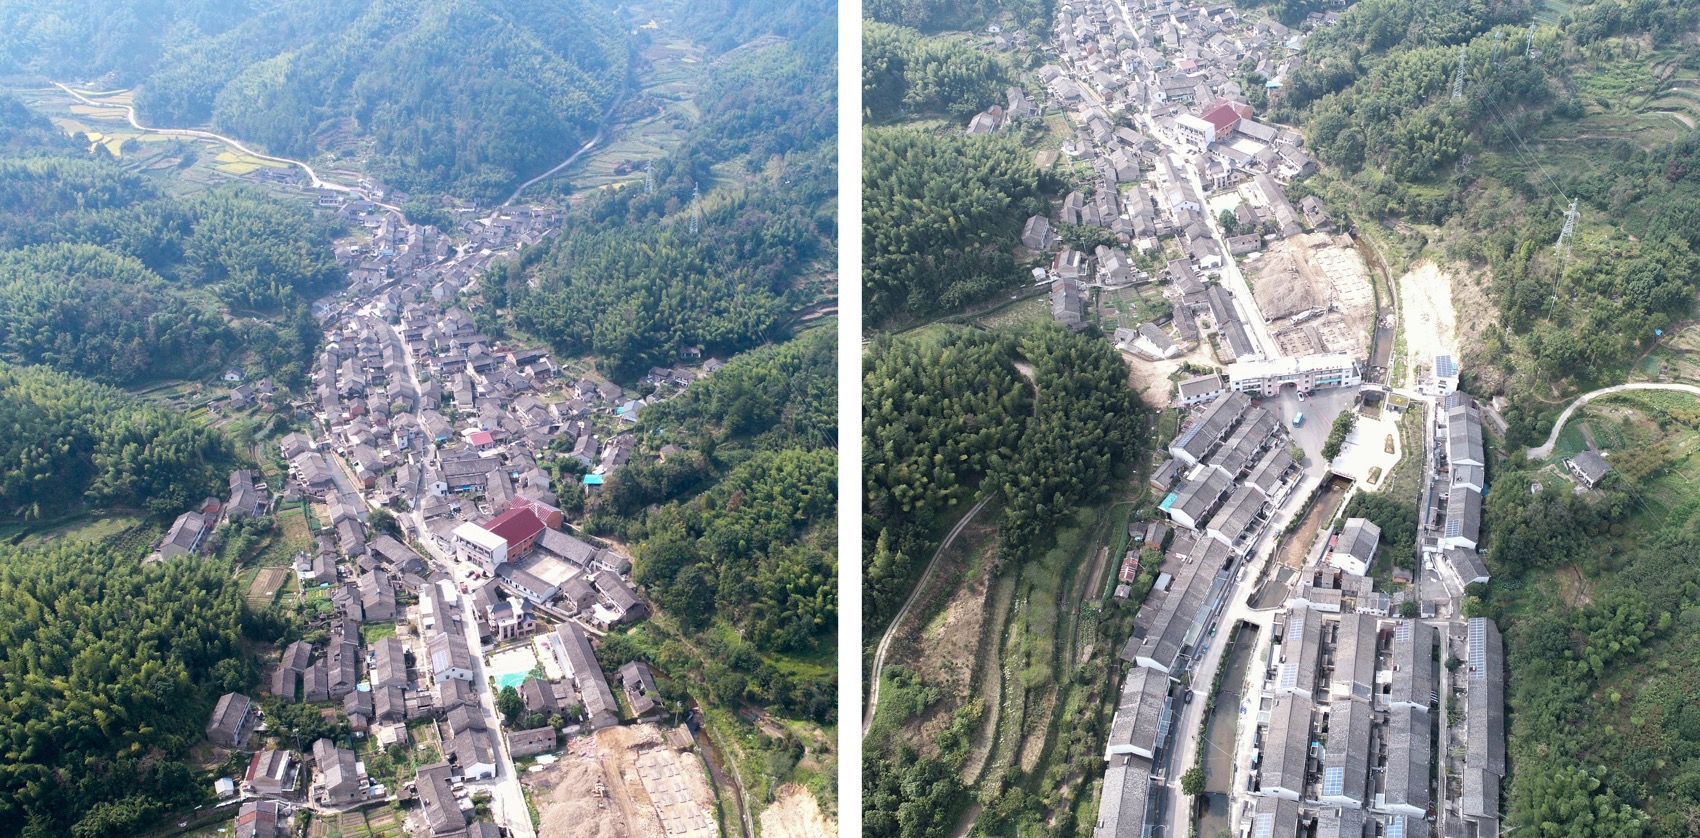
(0, 0), (631, 202)
(680, 0), (836, 52)
(0, 363), (230, 519)
(590, 326), (837, 724)
(585, 327), (837, 819)
(866, 0), (1054, 34)
(1272, 0), (1700, 441)
(863, 129), (1054, 325)
(863, 324), (1145, 628)
(0, 543), (250, 837)
(0, 153), (334, 387)
(498, 21), (836, 383)
(865, 21), (1011, 120)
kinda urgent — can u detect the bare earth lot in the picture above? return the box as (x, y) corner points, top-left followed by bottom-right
(530, 725), (716, 838)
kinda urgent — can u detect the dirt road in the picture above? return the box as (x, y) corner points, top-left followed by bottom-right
(863, 494), (995, 735)
(1525, 382), (1700, 458)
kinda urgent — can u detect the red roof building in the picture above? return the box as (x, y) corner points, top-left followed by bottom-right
(509, 496), (564, 529)
(1200, 102), (1247, 137)
(484, 507), (548, 559)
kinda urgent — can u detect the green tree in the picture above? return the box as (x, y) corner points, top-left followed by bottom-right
(497, 685), (524, 726)
(1181, 765), (1207, 796)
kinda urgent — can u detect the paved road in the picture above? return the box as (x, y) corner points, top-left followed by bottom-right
(1524, 382), (1700, 458)
(501, 88), (629, 206)
(1164, 474), (1309, 838)
(862, 494), (994, 736)
(54, 83), (361, 195)
(458, 591), (537, 838)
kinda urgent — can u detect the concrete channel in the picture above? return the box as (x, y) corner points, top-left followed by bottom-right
(1193, 622), (1259, 838)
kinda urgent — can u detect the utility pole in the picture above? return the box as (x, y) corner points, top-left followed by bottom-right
(1451, 45), (1467, 100)
(1554, 197), (1578, 253)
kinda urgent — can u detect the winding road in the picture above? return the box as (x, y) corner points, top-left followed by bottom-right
(1524, 382), (1700, 459)
(862, 494), (994, 736)
(54, 83), (359, 194)
(500, 87), (630, 206)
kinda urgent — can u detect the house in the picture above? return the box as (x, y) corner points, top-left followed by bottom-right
(207, 692), (257, 749)
(452, 521), (509, 572)
(310, 738), (363, 807)
(508, 727), (558, 758)
(593, 570), (649, 626)
(497, 563), (559, 604)
(482, 506), (549, 562)
(552, 623), (620, 730)
(358, 569), (397, 622)
(233, 800), (292, 838)
(160, 511), (208, 559)
(1176, 374), (1225, 406)
(1260, 692), (1312, 800)
(1330, 518), (1380, 576)
(243, 749), (298, 797)
(1104, 666), (1167, 760)
(279, 432), (316, 461)
(428, 631), (476, 683)
(1565, 449), (1612, 489)
(619, 662), (665, 722)
(448, 726), (497, 780)
(416, 761), (467, 836)
(1051, 276), (1089, 332)
(1022, 215), (1056, 251)
(228, 469), (265, 519)
(371, 636), (408, 688)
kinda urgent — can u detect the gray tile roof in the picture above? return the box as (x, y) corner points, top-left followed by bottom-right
(1335, 518), (1380, 568)
(1382, 705), (1431, 814)
(1260, 694), (1312, 798)
(416, 761), (465, 834)
(1320, 699), (1370, 805)
(1169, 467), (1232, 528)
(1129, 537), (1232, 672)
(1331, 611), (1377, 703)
(1314, 806), (1366, 838)
(1388, 620), (1435, 710)
(1091, 756), (1152, 838)
(1106, 665), (1169, 759)
(553, 622), (618, 730)
(1250, 794), (1302, 838)
(1466, 618), (1506, 775)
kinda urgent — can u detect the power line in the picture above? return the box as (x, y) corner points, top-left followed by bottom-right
(1451, 46), (1467, 100)
(1483, 98), (1568, 202)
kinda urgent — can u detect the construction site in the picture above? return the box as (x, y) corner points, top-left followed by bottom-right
(528, 725), (717, 838)
(1246, 233), (1376, 358)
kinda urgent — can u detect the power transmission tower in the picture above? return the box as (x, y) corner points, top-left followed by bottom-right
(1451, 45), (1467, 100)
(1526, 24), (1538, 58)
(1554, 197), (1578, 252)
(644, 162), (654, 196)
(1491, 30), (1505, 65)
(688, 184), (701, 236)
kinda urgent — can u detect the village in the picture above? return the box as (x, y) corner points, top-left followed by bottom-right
(153, 177), (723, 838)
(953, 0), (1519, 837)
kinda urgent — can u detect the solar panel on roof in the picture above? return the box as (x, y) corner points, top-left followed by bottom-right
(1436, 355), (1457, 377)
(1322, 766), (1345, 797)
(1385, 815), (1407, 838)
(1253, 813), (1276, 838)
